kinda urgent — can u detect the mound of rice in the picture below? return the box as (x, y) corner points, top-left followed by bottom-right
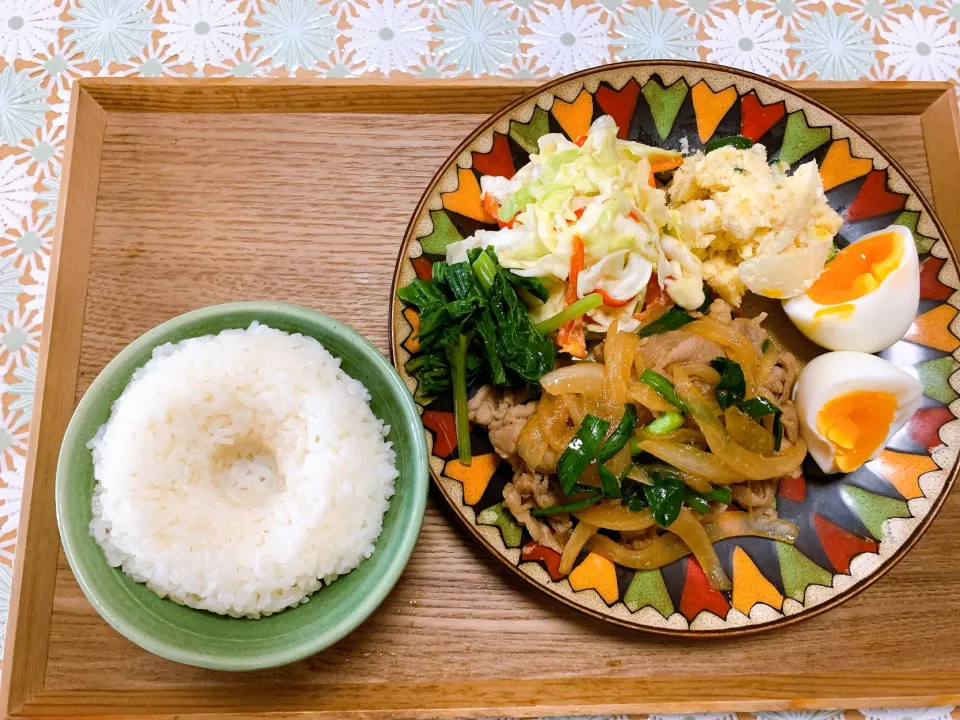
(88, 323), (398, 619)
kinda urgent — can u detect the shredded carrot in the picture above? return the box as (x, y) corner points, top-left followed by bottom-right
(574, 207), (585, 220)
(647, 157), (683, 189)
(575, 135), (587, 147)
(633, 274), (673, 323)
(595, 288), (631, 308)
(557, 236), (587, 358)
(651, 157), (684, 174)
(482, 192), (515, 229)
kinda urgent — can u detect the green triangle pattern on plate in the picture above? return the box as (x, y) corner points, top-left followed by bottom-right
(840, 485), (911, 540)
(420, 210), (463, 255)
(477, 502), (523, 548)
(509, 107), (550, 155)
(641, 77), (688, 141)
(624, 569), (673, 617)
(917, 356), (960, 404)
(778, 111), (831, 166)
(776, 542), (833, 602)
(894, 210), (936, 254)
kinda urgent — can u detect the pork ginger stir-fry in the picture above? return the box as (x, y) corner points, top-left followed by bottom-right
(468, 300), (803, 591)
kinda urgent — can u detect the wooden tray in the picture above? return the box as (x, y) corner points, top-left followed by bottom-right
(3, 78), (960, 720)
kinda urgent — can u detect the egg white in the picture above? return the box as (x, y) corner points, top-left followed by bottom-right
(782, 225), (919, 353)
(793, 351), (923, 474)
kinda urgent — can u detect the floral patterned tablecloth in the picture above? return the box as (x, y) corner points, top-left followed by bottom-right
(1, 0), (959, 716)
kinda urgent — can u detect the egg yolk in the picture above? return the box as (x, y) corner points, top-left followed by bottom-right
(816, 390), (898, 472)
(806, 232), (902, 306)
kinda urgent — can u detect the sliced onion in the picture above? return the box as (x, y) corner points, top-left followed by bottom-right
(541, 363), (605, 397)
(637, 439), (747, 484)
(675, 374), (807, 481)
(574, 502), (655, 531)
(725, 406), (774, 455)
(667, 508), (731, 591)
(560, 521), (598, 576)
(705, 511), (799, 544)
(684, 316), (760, 396)
(626, 380), (676, 413)
(587, 533), (689, 570)
(586, 512), (799, 576)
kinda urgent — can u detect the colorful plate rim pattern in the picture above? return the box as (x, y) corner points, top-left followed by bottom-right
(389, 60), (960, 636)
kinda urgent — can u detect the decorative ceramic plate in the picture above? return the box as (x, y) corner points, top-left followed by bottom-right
(389, 61), (959, 636)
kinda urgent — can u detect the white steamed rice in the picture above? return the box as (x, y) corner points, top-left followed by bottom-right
(88, 323), (398, 618)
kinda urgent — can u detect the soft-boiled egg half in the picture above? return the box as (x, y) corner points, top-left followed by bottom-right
(782, 225), (919, 353)
(794, 351), (922, 474)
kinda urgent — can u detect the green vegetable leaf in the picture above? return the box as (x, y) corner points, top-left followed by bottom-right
(643, 472), (685, 527)
(557, 415), (610, 494)
(639, 369), (688, 412)
(620, 478), (650, 512)
(704, 135), (754, 153)
(638, 306), (692, 337)
(396, 279), (448, 315)
(505, 271), (549, 302)
(737, 396), (784, 452)
(487, 269), (555, 382)
(697, 284), (714, 314)
(761, 339), (772, 353)
(710, 357), (746, 410)
(598, 464), (622, 499)
(531, 492), (602, 517)
(416, 297), (479, 350)
(596, 404), (638, 463)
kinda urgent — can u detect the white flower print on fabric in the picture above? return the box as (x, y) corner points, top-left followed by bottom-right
(614, 3), (698, 62)
(757, 711), (846, 720)
(0, 255), (23, 317)
(593, 0), (633, 23)
(118, 43), (190, 77)
(879, 13), (960, 81)
(0, 156), (37, 229)
(930, 2), (960, 33)
(0, 309), (41, 375)
(704, 7), (789, 77)
(754, 0), (818, 33)
(2, 216), (52, 275)
(159, 0), (248, 69)
(212, 46), (269, 77)
(344, 0), (431, 77)
(861, 709), (955, 720)
(0, 454), (25, 535)
(507, 51), (550, 79)
(251, 0), (338, 73)
(37, 163), (58, 220)
(319, 0), (363, 23)
(33, 41), (89, 98)
(0, 67), (48, 147)
(416, 52), (456, 79)
(9, 350), (38, 422)
(650, 714), (738, 720)
(0, 0), (61, 64)
(0, 537), (14, 566)
(0, 563), (11, 653)
(0, 409), (28, 470)
(846, 0), (896, 33)
(320, 46), (364, 78)
(435, 0), (519, 78)
(23, 266), (46, 315)
(526, 1), (610, 76)
(493, 0), (550, 24)
(16, 124), (64, 179)
(65, 0), (153, 65)
(794, 11), (876, 81)
(672, 0), (719, 31)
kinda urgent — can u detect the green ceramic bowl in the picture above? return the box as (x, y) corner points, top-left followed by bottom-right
(56, 302), (428, 671)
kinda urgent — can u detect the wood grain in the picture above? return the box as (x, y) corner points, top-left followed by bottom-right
(7, 81), (960, 719)
(0, 86), (106, 717)
(921, 86), (960, 246)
